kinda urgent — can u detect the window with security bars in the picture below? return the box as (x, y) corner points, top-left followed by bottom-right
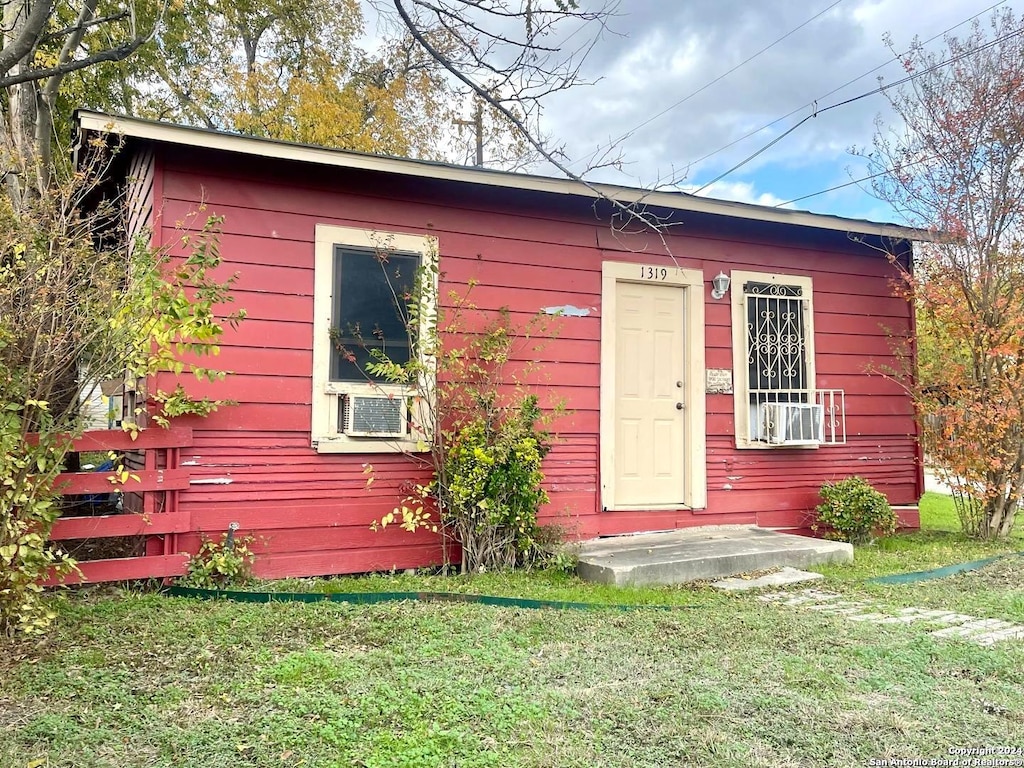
(733, 272), (818, 445)
(732, 270), (845, 447)
(745, 280), (811, 403)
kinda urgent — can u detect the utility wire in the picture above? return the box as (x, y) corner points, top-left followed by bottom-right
(775, 167), (892, 207)
(568, 0), (845, 171)
(692, 21), (1024, 194)
(683, 0), (1009, 184)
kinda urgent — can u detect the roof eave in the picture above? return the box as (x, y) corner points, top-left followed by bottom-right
(76, 110), (925, 242)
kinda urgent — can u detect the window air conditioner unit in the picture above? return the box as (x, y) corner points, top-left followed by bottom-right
(339, 394), (408, 438)
(761, 403), (822, 446)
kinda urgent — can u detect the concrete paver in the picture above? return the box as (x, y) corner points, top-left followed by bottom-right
(712, 566), (824, 591)
(758, 587), (1024, 646)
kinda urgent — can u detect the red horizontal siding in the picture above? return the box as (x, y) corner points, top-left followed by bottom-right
(253, 544), (449, 580)
(176, 522), (441, 556)
(187, 498), (412, 531)
(150, 149), (919, 577)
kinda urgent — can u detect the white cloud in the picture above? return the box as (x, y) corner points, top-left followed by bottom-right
(536, 0), (1009, 219)
(681, 180), (792, 208)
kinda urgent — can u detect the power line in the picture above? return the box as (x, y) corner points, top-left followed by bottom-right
(567, 0), (845, 171)
(692, 21), (1024, 194)
(775, 168), (891, 207)
(683, 0), (1009, 184)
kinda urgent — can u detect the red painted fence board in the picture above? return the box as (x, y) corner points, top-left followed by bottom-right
(55, 469), (191, 495)
(29, 426), (193, 451)
(45, 554), (189, 586)
(51, 510), (191, 540)
(33, 426), (194, 585)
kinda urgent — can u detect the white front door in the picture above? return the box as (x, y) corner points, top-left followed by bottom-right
(613, 280), (686, 506)
(600, 263), (707, 511)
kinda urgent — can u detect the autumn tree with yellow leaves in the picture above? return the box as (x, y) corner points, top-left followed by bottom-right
(63, 0), (461, 158)
(57, 0), (596, 166)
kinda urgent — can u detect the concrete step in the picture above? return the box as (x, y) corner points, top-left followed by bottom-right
(575, 526), (853, 586)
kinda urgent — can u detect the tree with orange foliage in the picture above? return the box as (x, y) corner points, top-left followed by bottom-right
(867, 8), (1024, 538)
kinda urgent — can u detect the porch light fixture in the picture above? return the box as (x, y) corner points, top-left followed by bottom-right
(711, 271), (731, 300)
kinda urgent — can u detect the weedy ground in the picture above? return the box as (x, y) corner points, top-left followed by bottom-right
(1, 492), (1022, 768)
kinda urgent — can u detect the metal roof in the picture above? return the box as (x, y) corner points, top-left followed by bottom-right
(77, 110), (924, 241)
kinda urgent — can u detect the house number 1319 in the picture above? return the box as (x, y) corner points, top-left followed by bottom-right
(640, 266), (668, 280)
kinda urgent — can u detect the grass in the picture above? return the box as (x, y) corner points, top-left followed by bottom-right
(814, 492), (1024, 621)
(2, 493), (1023, 767)
(820, 493), (1023, 580)
(919, 491), (966, 532)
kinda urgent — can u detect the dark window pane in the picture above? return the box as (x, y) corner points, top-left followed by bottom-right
(330, 247), (418, 382)
(746, 289), (808, 404)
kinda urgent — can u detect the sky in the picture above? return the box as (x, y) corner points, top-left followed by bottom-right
(522, 0), (1018, 224)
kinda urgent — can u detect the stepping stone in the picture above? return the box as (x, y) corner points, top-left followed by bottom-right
(712, 567), (824, 592)
(932, 618), (1014, 639)
(801, 589), (842, 600)
(847, 612), (891, 622)
(867, 615), (924, 625)
(757, 585), (1024, 647)
(782, 595), (828, 606)
(922, 612), (976, 625)
(808, 603), (869, 614)
(974, 626), (1024, 645)
(808, 599), (864, 609)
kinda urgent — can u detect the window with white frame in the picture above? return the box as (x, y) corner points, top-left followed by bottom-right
(311, 225), (436, 453)
(732, 270), (834, 447)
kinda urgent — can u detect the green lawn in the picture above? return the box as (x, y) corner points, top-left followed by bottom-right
(816, 492), (1024, 621)
(2, 495), (1023, 768)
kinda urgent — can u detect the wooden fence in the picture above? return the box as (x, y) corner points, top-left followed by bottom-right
(42, 427), (193, 584)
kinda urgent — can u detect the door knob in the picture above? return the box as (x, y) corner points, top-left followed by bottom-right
(676, 402), (684, 410)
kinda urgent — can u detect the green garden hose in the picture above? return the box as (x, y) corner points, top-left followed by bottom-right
(165, 551), (1024, 603)
(166, 585), (689, 610)
(868, 551), (1024, 585)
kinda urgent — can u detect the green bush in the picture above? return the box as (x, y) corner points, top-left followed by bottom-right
(179, 529), (255, 589)
(442, 395), (551, 572)
(814, 476), (897, 545)
(0, 399), (76, 637)
(361, 267), (566, 574)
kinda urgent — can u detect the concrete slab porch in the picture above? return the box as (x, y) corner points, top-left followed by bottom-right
(575, 526), (853, 586)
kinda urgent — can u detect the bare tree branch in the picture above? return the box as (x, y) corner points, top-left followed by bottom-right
(39, 10), (128, 43)
(0, 0), (53, 78)
(0, 36), (148, 89)
(389, 0), (684, 262)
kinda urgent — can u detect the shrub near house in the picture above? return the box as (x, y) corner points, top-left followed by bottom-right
(815, 477), (897, 545)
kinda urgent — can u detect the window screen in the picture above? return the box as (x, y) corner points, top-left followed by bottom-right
(330, 247), (419, 382)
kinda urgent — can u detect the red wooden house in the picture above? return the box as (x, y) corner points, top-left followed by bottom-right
(75, 111), (922, 580)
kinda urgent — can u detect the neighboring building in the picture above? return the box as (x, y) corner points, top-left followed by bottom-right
(77, 111), (923, 579)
